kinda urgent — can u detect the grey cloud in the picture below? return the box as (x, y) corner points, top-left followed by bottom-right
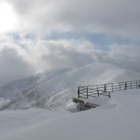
(107, 45), (140, 72)
(31, 39), (96, 69)
(41, 42), (140, 74)
(1, 36), (140, 86)
(29, 39), (140, 74)
(41, 46), (94, 69)
(0, 47), (35, 87)
(91, 44), (140, 73)
(0, 0), (140, 86)
(5, 0), (140, 40)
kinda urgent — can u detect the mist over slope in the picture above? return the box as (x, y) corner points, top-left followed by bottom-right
(0, 68), (71, 97)
(0, 62), (140, 110)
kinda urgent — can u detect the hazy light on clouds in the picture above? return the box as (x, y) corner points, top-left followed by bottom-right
(0, 36), (140, 86)
(0, 0), (140, 86)
(3, 0), (140, 40)
(0, 2), (17, 33)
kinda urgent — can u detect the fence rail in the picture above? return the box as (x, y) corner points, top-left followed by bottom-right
(78, 80), (140, 99)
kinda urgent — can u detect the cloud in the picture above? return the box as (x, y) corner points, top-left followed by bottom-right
(18, 38), (96, 69)
(0, 36), (97, 86)
(0, 47), (36, 87)
(0, 0), (140, 86)
(0, 34), (140, 86)
(4, 0), (140, 40)
(107, 44), (140, 72)
(39, 40), (95, 68)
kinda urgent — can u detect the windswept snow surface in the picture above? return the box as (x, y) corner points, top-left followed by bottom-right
(0, 62), (140, 110)
(1, 62), (140, 140)
(1, 90), (140, 140)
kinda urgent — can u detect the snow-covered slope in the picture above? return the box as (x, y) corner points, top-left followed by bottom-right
(1, 89), (140, 140)
(0, 62), (140, 110)
(0, 68), (72, 96)
(1, 62), (140, 140)
(0, 68), (72, 110)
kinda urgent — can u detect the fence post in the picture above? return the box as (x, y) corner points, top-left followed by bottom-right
(78, 87), (80, 98)
(138, 81), (140, 88)
(109, 92), (111, 98)
(125, 82), (127, 90)
(137, 80), (140, 88)
(119, 82), (121, 91)
(104, 84), (106, 92)
(97, 90), (99, 97)
(87, 86), (88, 99)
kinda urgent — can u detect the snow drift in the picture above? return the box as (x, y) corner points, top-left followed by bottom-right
(1, 62), (140, 140)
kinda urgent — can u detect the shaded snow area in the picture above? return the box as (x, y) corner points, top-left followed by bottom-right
(0, 62), (140, 140)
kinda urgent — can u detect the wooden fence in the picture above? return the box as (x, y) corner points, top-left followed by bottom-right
(78, 80), (140, 99)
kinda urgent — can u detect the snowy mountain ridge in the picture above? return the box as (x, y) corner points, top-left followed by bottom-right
(1, 62), (140, 140)
(0, 62), (140, 110)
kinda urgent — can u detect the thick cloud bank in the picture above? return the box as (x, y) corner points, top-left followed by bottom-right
(0, 0), (140, 86)
(0, 35), (140, 86)
(4, 0), (140, 40)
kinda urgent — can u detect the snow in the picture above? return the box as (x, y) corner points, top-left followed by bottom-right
(0, 62), (140, 110)
(1, 90), (140, 140)
(0, 62), (140, 140)
(0, 98), (11, 110)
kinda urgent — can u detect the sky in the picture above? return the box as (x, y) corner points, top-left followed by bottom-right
(0, 0), (140, 86)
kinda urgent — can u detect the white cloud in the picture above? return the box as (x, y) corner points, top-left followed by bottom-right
(18, 38), (96, 69)
(0, 0), (140, 86)
(0, 35), (140, 86)
(0, 36), (97, 86)
(3, 0), (140, 40)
